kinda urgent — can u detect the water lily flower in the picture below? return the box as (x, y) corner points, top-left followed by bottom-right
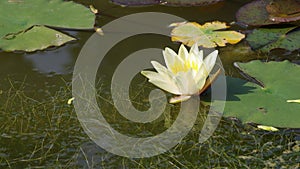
(141, 44), (218, 103)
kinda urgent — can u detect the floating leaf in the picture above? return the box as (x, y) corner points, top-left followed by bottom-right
(246, 27), (300, 52)
(236, 0), (275, 26)
(0, 26), (75, 52)
(170, 21), (245, 48)
(257, 125), (279, 132)
(266, 0), (300, 22)
(212, 60), (300, 128)
(111, 0), (223, 6)
(0, 0), (95, 52)
(236, 0), (300, 26)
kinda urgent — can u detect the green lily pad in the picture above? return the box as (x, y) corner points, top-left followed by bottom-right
(246, 27), (300, 52)
(216, 60), (300, 128)
(0, 0), (95, 52)
(0, 26), (75, 52)
(111, 0), (223, 6)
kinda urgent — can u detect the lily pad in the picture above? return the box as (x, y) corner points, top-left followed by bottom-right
(170, 21), (245, 48)
(236, 0), (275, 26)
(246, 27), (300, 52)
(0, 26), (75, 52)
(266, 0), (300, 22)
(236, 0), (300, 26)
(111, 0), (223, 6)
(215, 60), (300, 128)
(0, 0), (95, 52)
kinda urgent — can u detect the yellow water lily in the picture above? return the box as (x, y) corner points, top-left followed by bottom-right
(141, 44), (218, 103)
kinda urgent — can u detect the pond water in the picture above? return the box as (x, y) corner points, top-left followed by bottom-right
(0, 0), (299, 168)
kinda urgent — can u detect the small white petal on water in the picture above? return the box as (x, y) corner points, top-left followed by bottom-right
(257, 125), (279, 132)
(169, 95), (191, 104)
(89, 5), (98, 14)
(287, 99), (300, 103)
(67, 97), (75, 105)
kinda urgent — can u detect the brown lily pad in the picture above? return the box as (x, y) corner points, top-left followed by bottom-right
(236, 0), (300, 26)
(266, 0), (300, 22)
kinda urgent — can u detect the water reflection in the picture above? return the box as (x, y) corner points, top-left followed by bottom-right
(23, 31), (90, 75)
(24, 46), (73, 75)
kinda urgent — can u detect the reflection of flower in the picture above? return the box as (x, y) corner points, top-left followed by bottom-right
(141, 44), (218, 103)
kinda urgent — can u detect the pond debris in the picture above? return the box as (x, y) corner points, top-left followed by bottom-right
(8, 0), (24, 3)
(257, 125), (279, 132)
(95, 27), (104, 36)
(89, 5), (98, 14)
(287, 99), (300, 103)
(67, 97), (75, 105)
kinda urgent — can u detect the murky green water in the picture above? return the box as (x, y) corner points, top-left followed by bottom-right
(0, 0), (299, 168)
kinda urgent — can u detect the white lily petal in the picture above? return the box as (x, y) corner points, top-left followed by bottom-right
(178, 44), (189, 61)
(204, 50), (218, 74)
(141, 70), (173, 86)
(151, 61), (169, 75)
(148, 79), (181, 95)
(194, 63), (208, 82)
(141, 71), (181, 95)
(169, 95), (191, 104)
(174, 69), (198, 95)
(196, 75), (207, 92)
(189, 43), (199, 56)
(163, 48), (185, 73)
(199, 50), (203, 62)
(141, 70), (160, 79)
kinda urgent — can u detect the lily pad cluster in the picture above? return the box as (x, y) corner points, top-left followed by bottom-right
(0, 0), (95, 52)
(236, 0), (300, 53)
(1, 0), (297, 129)
(119, 0), (299, 128)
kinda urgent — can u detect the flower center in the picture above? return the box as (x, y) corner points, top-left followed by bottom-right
(171, 60), (199, 74)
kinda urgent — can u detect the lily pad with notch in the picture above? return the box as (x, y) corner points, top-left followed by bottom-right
(210, 60), (300, 128)
(0, 26), (75, 52)
(236, 0), (300, 26)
